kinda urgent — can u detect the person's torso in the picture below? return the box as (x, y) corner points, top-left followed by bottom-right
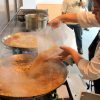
(62, 0), (86, 13)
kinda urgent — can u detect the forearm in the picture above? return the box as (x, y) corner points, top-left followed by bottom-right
(57, 13), (78, 23)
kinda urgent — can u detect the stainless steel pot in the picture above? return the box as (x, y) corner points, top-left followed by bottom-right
(37, 13), (48, 30)
(25, 14), (48, 31)
(25, 14), (38, 31)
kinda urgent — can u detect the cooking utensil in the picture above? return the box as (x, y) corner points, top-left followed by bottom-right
(0, 54), (67, 98)
(37, 13), (48, 30)
(25, 13), (48, 31)
(2, 32), (38, 49)
(17, 9), (48, 17)
(25, 14), (38, 31)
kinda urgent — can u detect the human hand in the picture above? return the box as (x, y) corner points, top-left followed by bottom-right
(58, 47), (70, 61)
(34, 45), (63, 64)
(60, 46), (71, 54)
(60, 46), (83, 65)
(59, 46), (75, 65)
(48, 18), (61, 28)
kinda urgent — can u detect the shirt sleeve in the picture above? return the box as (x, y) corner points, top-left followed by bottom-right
(77, 12), (100, 28)
(78, 42), (100, 80)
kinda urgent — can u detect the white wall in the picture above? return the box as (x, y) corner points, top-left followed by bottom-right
(36, 0), (63, 4)
(22, 0), (36, 9)
(23, 0), (63, 6)
(22, 0), (63, 9)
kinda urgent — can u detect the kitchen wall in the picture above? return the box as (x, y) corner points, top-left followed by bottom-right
(17, 0), (23, 10)
(0, 0), (23, 32)
(0, 0), (8, 31)
(9, 0), (16, 19)
(22, 0), (36, 8)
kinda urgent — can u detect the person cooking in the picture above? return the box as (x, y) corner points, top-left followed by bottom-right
(48, 0), (100, 93)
